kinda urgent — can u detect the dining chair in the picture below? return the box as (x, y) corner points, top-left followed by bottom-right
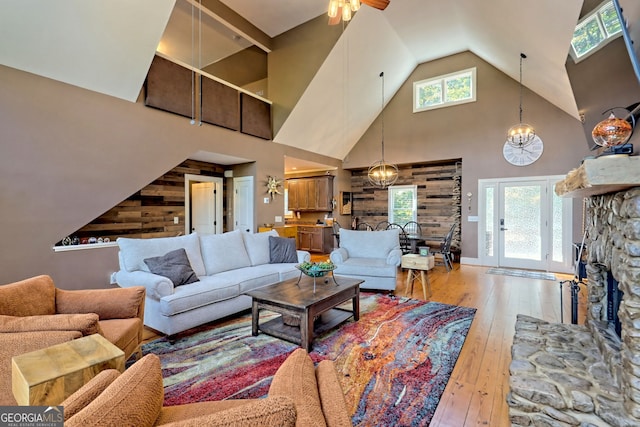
(403, 221), (424, 253)
(332, 220), (341, 247)
(386, 223), (410, 254)
(356, 222), (373, 231)
(375, 220), (390, 230)
(431, 223), (456, 271)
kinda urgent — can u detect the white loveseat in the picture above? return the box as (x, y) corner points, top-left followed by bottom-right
(114, 230), (310, 336)
(330, 228), (402, 291)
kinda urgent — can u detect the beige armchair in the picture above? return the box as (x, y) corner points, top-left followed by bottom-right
(0, 275), (145, 405)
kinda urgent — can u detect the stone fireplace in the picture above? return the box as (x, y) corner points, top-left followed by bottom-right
(508, 156), (640, 426)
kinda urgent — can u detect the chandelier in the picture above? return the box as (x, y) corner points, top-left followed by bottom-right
(328, 0), (360, 25)
(368, 72), (398, 188)
(506, 53), (536, 148)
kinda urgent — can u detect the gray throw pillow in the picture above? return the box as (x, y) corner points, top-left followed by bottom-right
(269, 236), (298, 264)
(144, 248), (199, 286)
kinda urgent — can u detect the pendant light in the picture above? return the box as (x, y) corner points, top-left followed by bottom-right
(506, 53), (535, 148)
(368, 72), (398, 188)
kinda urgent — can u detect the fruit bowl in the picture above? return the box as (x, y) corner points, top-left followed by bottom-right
(296, 261), (336, 278)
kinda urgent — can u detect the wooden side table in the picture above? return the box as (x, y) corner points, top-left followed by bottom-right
(401, 254), (434, 299)
(12, 333), (125, 406)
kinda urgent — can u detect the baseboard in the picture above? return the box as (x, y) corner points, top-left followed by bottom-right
(460, 257), (481, 265)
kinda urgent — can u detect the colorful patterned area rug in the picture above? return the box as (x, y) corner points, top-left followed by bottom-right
(487, 267), (556, 281)
(142, 293), (476, 426)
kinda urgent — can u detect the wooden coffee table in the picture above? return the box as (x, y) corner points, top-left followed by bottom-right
(12, 333), (125, 406)
(245, 275), (363, 351)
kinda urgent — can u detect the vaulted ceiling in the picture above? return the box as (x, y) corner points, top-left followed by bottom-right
(0, 0), (584, 162)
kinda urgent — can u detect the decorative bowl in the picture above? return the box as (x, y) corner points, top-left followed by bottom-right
(592, 113), (633, 147)
(296, 262), (336, 278)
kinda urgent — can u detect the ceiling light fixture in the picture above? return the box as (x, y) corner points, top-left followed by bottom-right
(328, 0), (360, 25)
(368, 72), (398, 188)
(506, 53), (535, 148)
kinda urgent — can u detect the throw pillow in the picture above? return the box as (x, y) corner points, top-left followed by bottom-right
(144, 248), (198, 287)
(269, 236), (298, 264)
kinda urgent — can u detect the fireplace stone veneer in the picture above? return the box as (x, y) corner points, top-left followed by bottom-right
(509, 187), (640, 426)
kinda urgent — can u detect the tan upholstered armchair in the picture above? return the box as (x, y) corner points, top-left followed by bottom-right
(61, 348), (351, 427)
(0, 275), (145, 405)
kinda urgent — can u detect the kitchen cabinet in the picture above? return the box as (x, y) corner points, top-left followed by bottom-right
(297, 226), (333, 253)
(286, 176), (334, 212)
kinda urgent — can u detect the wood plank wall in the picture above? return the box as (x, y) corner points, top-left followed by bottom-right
(350, 160), (461, 250)
(61, 160), (226, 244)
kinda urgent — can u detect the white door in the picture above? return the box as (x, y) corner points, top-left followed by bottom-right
(192, 182), (217, 234)
(233, 176), (254, 232)
(479, 176), (573, 273)
(185, 174), (223, 235)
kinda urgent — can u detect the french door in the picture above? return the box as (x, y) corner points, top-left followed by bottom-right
(479, 176), (573, 273)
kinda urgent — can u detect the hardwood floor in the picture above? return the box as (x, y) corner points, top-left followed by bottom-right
(416, 263), (584, 426)
(142, 260), (587, 426)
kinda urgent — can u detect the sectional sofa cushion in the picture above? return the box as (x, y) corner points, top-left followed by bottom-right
(269, 236), (298, 264)
(117, 233), (206, 277)
(243, 230), (278, 266)
(200, 230), (252, 275)
(144, 248), (199, 287)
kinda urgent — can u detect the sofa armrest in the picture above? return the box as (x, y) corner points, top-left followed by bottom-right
(386, 248), (403, 266)
(114, 270), (173, 300)
(316, 360), (352, 427)
(56, 286), (145, 321)
(296, 250), (311, 263)
(330, 248), (349, 264)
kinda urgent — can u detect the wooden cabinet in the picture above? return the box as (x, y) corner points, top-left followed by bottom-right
(297, 226), (333, 253)
(286, 176), (334, 212)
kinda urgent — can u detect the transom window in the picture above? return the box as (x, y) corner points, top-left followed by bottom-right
(570, 0), (622, 62)
(413, 68), (476, 113)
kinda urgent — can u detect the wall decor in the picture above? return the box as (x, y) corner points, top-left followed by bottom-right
(267, 176), (283, 199)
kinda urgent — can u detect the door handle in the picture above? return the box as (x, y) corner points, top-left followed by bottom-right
(501, 227), (508, 231)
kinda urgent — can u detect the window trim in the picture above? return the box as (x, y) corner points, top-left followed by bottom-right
(570, 0), (622, 63)
(388, 185), (417, 224)
(413, 67), (476, 113)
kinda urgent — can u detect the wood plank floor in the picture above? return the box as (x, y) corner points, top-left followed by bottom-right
(142, 261), (587, 426)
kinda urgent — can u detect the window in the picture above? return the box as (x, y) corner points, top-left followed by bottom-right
(413, 68), (476, 113)
(570, 0), (622, 62)
(388, 185), (417, 224)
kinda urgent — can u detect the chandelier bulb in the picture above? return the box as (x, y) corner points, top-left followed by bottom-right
(328, 0), (339, 18)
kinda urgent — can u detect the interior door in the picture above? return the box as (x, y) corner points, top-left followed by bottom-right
(191, 182), (217, 234)
(233, 176), (254, 232)
(479, 176), (573, 273)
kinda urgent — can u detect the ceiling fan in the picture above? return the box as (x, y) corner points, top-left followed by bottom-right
(328, 0), (389, 25)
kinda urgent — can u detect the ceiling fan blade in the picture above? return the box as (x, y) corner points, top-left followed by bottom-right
(361, 0), (390, 10)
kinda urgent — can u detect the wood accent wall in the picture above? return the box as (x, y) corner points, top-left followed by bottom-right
(350, 160), (461, 250)
(63, 160), (226, 244)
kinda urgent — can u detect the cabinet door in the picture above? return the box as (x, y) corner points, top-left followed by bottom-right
(287, 180), (299, 211)
(310, 229), (323, 252)
(303, 179), (315, 210)
(298, 228), (311, 251)
(315, 178), (330, 211)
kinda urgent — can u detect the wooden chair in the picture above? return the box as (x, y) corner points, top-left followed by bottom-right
(386, 223), (410, 254)
(431, 224), (456, 271)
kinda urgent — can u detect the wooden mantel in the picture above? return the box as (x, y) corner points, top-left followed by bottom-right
(555, 155), (640, 198)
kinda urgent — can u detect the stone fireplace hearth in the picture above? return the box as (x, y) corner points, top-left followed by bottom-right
(509, 157), (640, 426)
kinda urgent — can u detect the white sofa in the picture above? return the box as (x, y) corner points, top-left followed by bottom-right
(114, 230), (310, 336)
(330, 228), (402, 291)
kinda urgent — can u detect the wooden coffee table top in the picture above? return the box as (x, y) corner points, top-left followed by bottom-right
(245, 275), (363, 308)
